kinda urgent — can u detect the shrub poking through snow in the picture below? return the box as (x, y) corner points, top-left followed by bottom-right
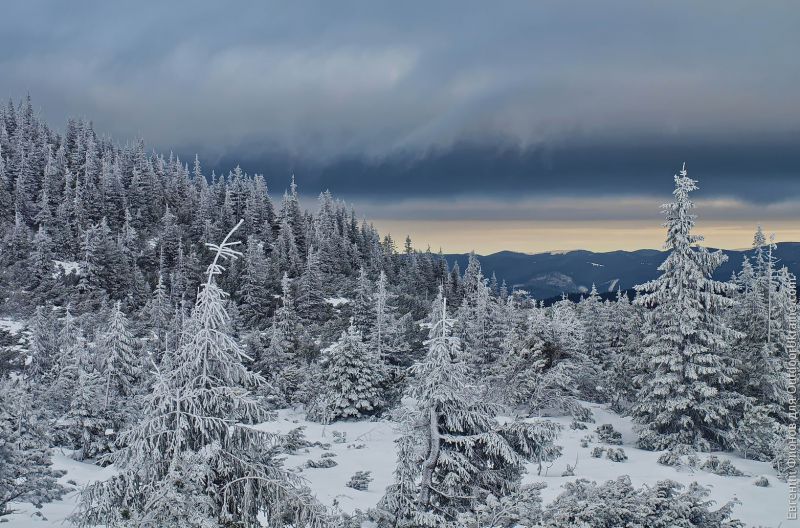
(455, 483), (547, 528)
(542, 476), (744, 527)
(570, 419), (588, 430)
(606, 447), (627, 462)
(657, 444), (699, 470)
(306, 455), (338, 469)
(753, 476), (770, 487)
(595, 423), (623, 445)
(657, 450), (681, 467)
(700, 455), (744, 477)
(283, 426), (311, 453)
(591, 447), (605, 458)
(346, 471), (373, 491)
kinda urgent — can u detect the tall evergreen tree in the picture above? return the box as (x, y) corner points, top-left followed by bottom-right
(238, 237), (275, 328)
(296, 246), (327, 322)
(99, 302), (138, 409)
(633, 164), (742, 451)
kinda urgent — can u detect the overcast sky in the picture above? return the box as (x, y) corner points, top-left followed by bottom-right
(2, 1), (798, 252)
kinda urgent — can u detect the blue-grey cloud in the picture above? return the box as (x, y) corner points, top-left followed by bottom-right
(208, 138), (800, 204)
(1, 1), (798, 204)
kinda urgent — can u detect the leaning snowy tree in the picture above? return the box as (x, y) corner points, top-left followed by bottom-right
(633, 164), (742, 451)
(376, 288), (561, 527)
(74, 221), (325, 527)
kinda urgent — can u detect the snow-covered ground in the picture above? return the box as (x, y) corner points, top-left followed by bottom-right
(9, 404), (789, 527)
(0, 318), (25, 335)
(9, 452), (116, 526)
(52, 260), (81, 277)
(325, 297), (350, 308)
(529, 404), (788, 528)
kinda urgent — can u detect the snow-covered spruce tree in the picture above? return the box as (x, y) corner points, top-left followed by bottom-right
(26, 225), (58, 299)
(49, 307), (82, 418)
(495, 309), (582, 420)
(0, 379), (67, 519)
(238, 236), (276, 329)
(74, 221), (325, 527)
(370, 269), (408, 405)
(375, 419), (423, 526)
(26, 305), (60, 384)
(78, 218), (115, 302)
(318, 321), (385, 421)
(490, 292), (550, 409)
(373, 270), (392, 361)
(576, 283), (613, 401)
(65, 356), (113, 461)
(633, 164), (742, 451)
(142, 267), (172, 361)
(254, 272), (308, 405)
(296, 245), (328, 322)
(351, 267), (375, 337)
(455, 253), (502, 371)
(376, 289), (561, 526)
(2, 211), (31, 266)
(762, 264), (795, 422)
(725, 244), (794, 464)
(98, 301), (138, 412)
(605, 288), (643, 412)
(518, 298), (592, 419)
(728, 229), (792, 426)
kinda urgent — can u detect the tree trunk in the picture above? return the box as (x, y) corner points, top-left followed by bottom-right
(418, 406), (440, 508)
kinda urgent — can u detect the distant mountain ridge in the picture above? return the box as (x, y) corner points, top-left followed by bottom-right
(445, 242), (800, 300)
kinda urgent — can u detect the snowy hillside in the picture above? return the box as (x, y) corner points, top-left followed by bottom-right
(10, 404), (787, 527)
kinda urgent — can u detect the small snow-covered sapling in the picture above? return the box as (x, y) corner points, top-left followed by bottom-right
(700, 455), (743, 476)
(570, 419), (588, 430)
(606, 448), (627, 462)
(283, 426), (310, 454)
(595, 424), (623, 445)
(306, 452), (338, 468)
(346, 470), (373, 491)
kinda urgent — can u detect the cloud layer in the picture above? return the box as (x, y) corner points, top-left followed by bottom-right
(2, 2), (798, 159)
(1, 1), (798, 250)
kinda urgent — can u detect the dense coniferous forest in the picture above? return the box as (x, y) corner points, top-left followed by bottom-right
(0, 97), (796, 526)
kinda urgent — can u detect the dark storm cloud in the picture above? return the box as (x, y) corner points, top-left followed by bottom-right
(1, 0), (798, 204)
(213, 137), (800, 204)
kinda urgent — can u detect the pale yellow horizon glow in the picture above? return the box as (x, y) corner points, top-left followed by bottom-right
(371, 219), (800, 254)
